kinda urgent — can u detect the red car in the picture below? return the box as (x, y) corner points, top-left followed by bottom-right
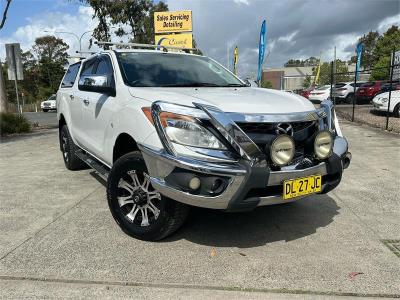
(355, 81), (384, 103)
(300, 87), (313, 99)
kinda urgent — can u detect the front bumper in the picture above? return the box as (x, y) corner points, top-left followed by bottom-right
(139, 136), (350, 211)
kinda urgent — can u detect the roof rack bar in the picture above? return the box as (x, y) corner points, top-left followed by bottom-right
(95, 41), (198, 52)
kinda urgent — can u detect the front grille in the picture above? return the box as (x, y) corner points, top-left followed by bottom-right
(236, 121), (314, 134)
(236, 121), (318, 168)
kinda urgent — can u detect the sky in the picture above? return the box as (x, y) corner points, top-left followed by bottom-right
(1, 0), (399, 78)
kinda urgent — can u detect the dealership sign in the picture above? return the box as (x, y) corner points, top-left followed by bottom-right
(154, 10), (192, 34)
(155, 33), (193, 49)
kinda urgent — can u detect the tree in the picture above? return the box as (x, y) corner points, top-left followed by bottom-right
(32, 35), (69, 90)
(370, 26), (400, 80)
(303, 74), (312, 88)
(83, 0), (168, 44)
(350, 31), (379, 69)
(312, 60), (350, 85)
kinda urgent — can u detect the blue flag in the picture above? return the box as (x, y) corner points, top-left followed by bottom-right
(257, 20), (267, 82)
(356, 43), (363, 80)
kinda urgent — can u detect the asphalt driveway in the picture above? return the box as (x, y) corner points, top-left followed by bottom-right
(0, 121), (399, 299)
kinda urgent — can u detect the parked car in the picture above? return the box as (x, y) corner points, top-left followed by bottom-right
(333, 81), (366, 103)
(309, 85), (331, 103)
(57, 46), (351, 241)
(40, 94), (57, 112)
(372, 90), (400, 117)
(379, 81), (400, 94)
(355, 81), (384, 103)
(299, 87), (313, 99)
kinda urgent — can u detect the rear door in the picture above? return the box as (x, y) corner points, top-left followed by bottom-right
(58, 62), (81, 142)
(73, 58), (97, 148)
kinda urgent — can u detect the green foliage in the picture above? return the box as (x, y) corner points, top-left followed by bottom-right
(312, 60), (350, 85)
(284, 57), (319, 67)
(4, 35), (68, 105)
(260, 80), (273, 88)
(303, 74), (312, 88)
(0, 112), (31, 135)
(83, 0), (168, 44)
(350, 31), (379, 69)
(370, 26), (400, 80)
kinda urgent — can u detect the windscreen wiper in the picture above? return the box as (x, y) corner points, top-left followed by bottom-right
(159, 82), (220, 87)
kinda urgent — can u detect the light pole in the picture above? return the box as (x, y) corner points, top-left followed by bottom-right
(44, 30), (94, 52)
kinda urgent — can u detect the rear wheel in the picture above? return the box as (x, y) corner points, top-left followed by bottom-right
(345, 93), (353, 104)
(43, 109), (49, 112)
(60, 125), (86, 170)
(107, 152), (190, 241)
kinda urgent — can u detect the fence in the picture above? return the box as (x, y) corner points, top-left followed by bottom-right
(7, 102), (40, 113)
(327, 49), (399, 133)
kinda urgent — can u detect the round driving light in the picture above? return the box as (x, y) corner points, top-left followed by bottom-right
(188, 177), (201, 190)
(314, 131), (333, 159)
(270, 135), (295, 166)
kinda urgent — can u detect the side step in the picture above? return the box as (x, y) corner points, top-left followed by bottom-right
(75, 150), (110, 180)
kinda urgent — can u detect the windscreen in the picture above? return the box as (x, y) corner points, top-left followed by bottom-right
(116, 52), (245, 87)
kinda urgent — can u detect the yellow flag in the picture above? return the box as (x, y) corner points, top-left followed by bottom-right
(233, 46), (239, 75)
(313, 53), (322, 86)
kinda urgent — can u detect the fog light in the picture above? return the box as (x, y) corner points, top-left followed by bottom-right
(189, 177), (201, 190)
(314, 130), (333, 159)
(270, 135), (295, 166)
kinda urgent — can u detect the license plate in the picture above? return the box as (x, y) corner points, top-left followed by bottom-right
(283, 174), (322, 200)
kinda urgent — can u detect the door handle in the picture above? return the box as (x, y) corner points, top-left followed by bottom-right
(69, 95), (74, 100)
(83, 99), (90, 105)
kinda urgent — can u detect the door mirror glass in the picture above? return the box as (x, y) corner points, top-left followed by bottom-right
(78, 75), (115, 95)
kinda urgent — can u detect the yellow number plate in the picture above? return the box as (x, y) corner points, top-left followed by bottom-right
(283, 174), (322, 200)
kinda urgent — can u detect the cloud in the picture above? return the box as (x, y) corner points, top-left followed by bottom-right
(168, 0), (400, 78)
(0, 6), (98, 59)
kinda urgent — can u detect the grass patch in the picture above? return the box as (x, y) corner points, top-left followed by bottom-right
(0, 112), (31, 136)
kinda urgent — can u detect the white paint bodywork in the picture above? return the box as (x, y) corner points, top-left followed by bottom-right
(372, 90), (400, 113)
(57, 50), (317, 167)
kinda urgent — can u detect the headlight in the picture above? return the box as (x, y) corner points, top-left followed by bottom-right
(314, 131), (333, 159)
(160, 112), (226, 150)
(270, 135), (295, 166)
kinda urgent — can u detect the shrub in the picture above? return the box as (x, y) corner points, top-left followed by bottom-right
(0, 113), (31, 136)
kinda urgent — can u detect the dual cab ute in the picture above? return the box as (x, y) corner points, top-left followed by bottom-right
(57, 44), (351, 241)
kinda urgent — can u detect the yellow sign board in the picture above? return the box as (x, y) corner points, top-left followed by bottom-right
(154, 10), (192, 34)
(155, 33), (193, 49)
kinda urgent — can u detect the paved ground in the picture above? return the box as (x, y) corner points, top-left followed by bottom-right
(0, 121), (399, 299)
(336, 104), (400, 133)
(23, 111), (58, 128)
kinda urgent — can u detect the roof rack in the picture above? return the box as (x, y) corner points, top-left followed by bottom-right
(95, 41), (200, 54)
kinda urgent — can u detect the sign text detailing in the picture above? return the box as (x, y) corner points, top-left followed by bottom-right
(154, 10), (192, 33)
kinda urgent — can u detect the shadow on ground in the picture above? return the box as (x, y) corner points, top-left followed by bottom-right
(165, 195), (339, 248)
(89, 172), (340, 248)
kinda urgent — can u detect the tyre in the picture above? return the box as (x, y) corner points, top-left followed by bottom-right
(345, 93), (353, 104)
(59, 125), (86, 170)
(394, 103), (400, 118)
(43, 109), (49, 112)
(107, 151), (190, 241)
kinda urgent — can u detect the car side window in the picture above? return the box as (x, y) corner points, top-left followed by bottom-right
(80, 58), (97, 77)
(61, 63), (81, 88)
(94, 56), (113, 76)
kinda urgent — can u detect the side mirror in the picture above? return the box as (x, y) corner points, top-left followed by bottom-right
(78, 75), (115, 95)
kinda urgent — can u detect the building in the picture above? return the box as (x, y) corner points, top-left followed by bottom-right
(262, 66), (315, 90)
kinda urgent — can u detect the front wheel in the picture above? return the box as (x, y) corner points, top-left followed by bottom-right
(107, 152), (190, 241)
(394, 103), (400, 118)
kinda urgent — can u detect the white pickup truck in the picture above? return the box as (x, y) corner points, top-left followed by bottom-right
(57, 46), (351, 241)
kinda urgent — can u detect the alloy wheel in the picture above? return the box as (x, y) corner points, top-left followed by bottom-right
(117, 170), (161, 227)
